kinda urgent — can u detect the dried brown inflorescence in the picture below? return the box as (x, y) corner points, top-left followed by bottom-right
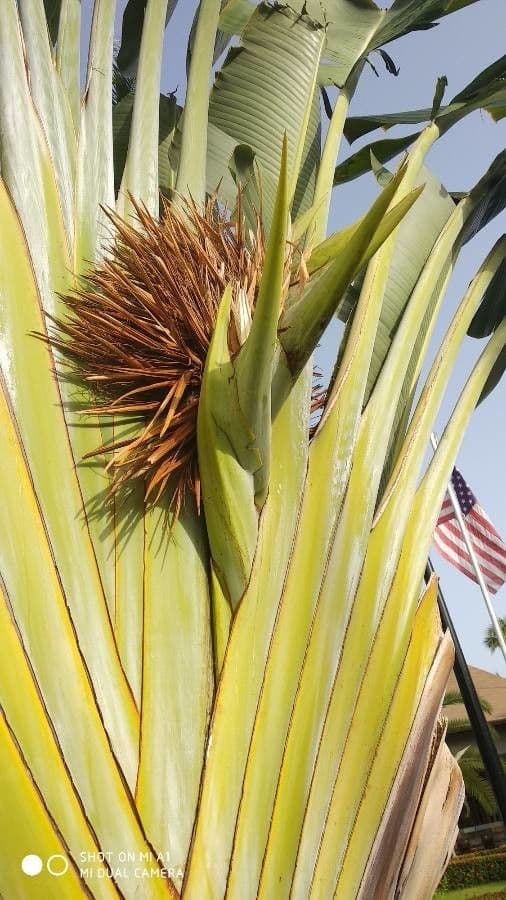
(51, 196), (299, 513)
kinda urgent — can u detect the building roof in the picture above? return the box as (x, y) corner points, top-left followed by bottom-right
(446, 665), (506, 728)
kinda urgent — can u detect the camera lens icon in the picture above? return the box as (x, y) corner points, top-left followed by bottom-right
(21, 854), (69, 877)
(47, 855), (69, 876)
(21, 855), (43, 877)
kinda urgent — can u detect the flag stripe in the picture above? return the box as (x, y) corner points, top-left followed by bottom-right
(438, 512), (454, 525)
(436, 505), (504, 556)
(435, 527), (503, 591)
(444, 521), (506, 581)
(433, 537), (500, 595)
(438, 500), (457, 525)
(434, 534), (477, 579)
(436, 525), (504, 591)
(438, 523), (504, 585)
(433, 530), (476, 578)
(472, 506), (506, 556)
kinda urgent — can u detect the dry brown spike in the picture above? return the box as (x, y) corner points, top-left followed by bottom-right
(49, 195), (306, 513)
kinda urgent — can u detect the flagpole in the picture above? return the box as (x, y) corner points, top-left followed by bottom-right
(431, 432), (506, 668)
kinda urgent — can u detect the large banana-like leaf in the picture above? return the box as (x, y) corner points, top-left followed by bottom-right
(468, 253), (506, 402)
(279, 160), (425, 377)
(341, 164), (456, 488)
(361, 167), (455, 397)
(218, 0), (254, 35)
(333, 132), (422, 184)
(337, 151), (506, 492)
(370, 0), (480, 47)
(204, 2), (325, 225)
(221, 0), (482, 89)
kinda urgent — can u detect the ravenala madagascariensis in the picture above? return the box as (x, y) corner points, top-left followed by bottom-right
(0, 1), (505, 898)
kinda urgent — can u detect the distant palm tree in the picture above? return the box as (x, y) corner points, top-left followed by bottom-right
(455, 747), (497, 818)
(444, 692), (497, 817)
(484, 618), (506, 652)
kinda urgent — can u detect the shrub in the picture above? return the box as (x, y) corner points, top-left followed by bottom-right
(438, 849), (506, 891)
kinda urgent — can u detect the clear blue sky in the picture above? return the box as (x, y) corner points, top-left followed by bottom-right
(82, 0), (506, 673)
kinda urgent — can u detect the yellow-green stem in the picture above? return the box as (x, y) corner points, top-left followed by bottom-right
(175, 0), (221, 206)
(312, 87), (351, 245)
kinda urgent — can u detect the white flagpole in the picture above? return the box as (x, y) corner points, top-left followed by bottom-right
(431, 432), (506, 667)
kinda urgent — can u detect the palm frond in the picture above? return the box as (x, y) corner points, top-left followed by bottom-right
(112, 58), (136, 105)
(458, 747), (498, 817)
(484, 616), (506, 651)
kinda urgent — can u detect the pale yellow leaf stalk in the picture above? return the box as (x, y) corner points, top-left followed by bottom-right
(114, 0), (172, 706)
(0, 377), (173, 898)
(118, 0), (170, 218)
(220, 129), (439, 899)
(356, 635), (455, 898)
(57, 0), (81, 130)
(326, 580), (448, 898)
(175, 0), (222, 206)
(137, 499), (214, 891)
(18, 0), (76, 243)
(0, 178), (139, 782)
(0, 578), (117, 900)
(310, 86), (351, 246)
(184, 359), (312, 897)
(0, 708), (85, 899)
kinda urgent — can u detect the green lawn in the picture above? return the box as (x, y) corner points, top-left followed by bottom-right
(436, 882), (506, 899)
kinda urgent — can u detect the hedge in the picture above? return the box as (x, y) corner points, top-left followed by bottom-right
(473, 892), (506, 900)
(438, 849), (506, 892)
(455, 847), (506, 860)
(453, 846), (506, 863)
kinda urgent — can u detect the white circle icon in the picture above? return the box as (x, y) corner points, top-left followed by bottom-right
(47, 854), (69, 877)
(21, 854), (43, 877)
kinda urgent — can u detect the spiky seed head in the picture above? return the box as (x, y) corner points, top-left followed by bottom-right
(50, 196), (298, 513)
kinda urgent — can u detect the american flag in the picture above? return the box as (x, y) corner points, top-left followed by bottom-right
(434, 468), (506, 595)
